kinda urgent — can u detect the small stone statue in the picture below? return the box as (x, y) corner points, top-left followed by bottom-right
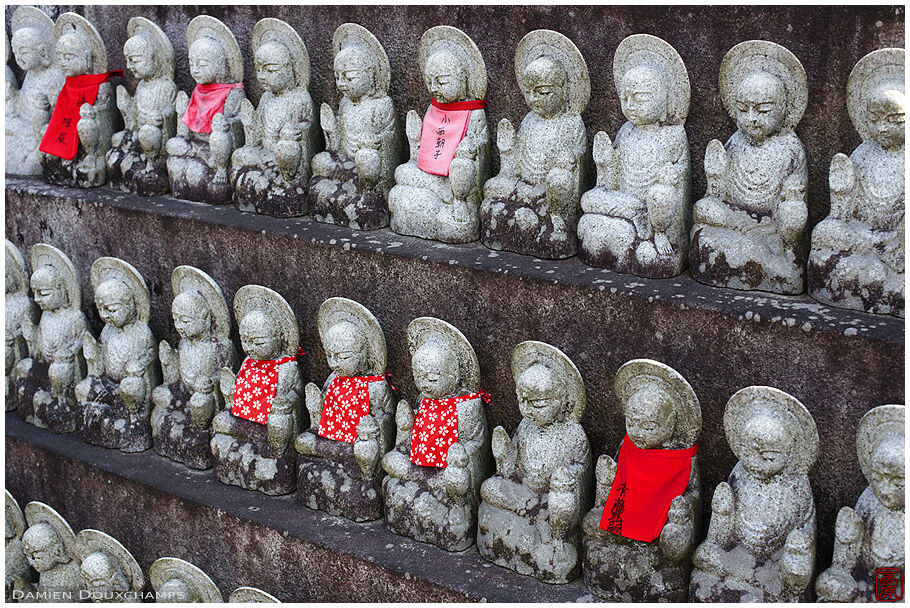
(228, 587), (279, 603)
(295, 297), (395, 522)
(76, 257), (160, 453)
(690, 386), (818, 602)
(582, 359), (702, 602)
(106, 17), (177, 197)
(6, 6), (64, 176)
(230, 18), (317, 217)
(40, 12), (119, 189)
(166, 15), (246, 204)
(211, 285), (305, 495)
(14, 243), (88, 433)
(6, 491), (34, 602)
(809, 49), (905, 317)
(480, 30), (589, 259)
(6, 240), (39, 411)
(578, 35), (692, 278)
(75, 529), (143, 603)
(149, 558), (222, 603)
(815, 404), (904, 602)
(151, 266), (238, 470)
(690, 41), (809, 294)
(309, 23), (403, 230)
(477, 341), (592, 583)
(5, 33), (16, 122)
(388, 25), (490, 243)
(21, 501), (82, 602)
(381, 317), (491, 551)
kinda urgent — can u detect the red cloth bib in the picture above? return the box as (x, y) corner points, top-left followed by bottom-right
(599, 435), (698, 542)
(182, 83), (243, 134)
(318, 374), (388, 443)
(39, 71), (123, 160)
(416, 98), (487, 177)
(231, 353), (297, 425)
(409, 391), (491, 468)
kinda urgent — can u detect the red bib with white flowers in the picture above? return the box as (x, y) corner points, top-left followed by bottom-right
(318, 374), (387, 443)
(231, 354), (297, 425)
(409, 391), (491, 468)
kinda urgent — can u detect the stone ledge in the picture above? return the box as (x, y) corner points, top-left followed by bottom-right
(5, 413), (592, 602)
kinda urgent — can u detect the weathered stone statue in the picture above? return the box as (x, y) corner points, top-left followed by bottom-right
(14, 244), (88, 433)
(582, 359), (701, 601)
(40, 12), (120, 189)
(309, 23), (402, 230)
(578, 35), (692, 278)
(211, 285), (305, 495)
(228, 587), (279, 603)
(166, 15), (246, 204)
(75, 529), (143, 603)
(6, 7), (64, 175)
(6, 491), (34, 602)
(388, 25), (490, 243)
(5, 34), (16, 122)
(480, 30), (589, 259)
(689, 41), (809, 294)
(152, 266), (238, 470)
(295, 297), (394, 522)
(690, 386), (818, 602)
(106, 17), (177, 197)
(76, 257), (160, 453)
(809, 48), (905, 317)
(21, 501), (81, 602)
(477, 341), (592, 583)
(149, 558), (222, 603)
(6, 240), (39, 411)
(381, 317), (491, 551)
(230, 18), (317, 217)
(815, 404), (904, 602)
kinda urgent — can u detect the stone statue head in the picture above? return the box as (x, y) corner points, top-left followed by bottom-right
(11, 26), (51, 71)
(516, 362), (565, 427)
(867, 82), (905, 151)
(150, 557), (222, 603)
(521, 56), (568, 119)
(323, 320), (368, 378)
(624, 384), (678, 449)
(233, 285), (298, 362)
(255, 40), (294, 95)
(172, 290), (212, 341)
(620, 65), (669, 127)
(188, 36), (228, 84)
(31, 264), (67, 312)
(157, 577), (197, 603)
(75, 529), (144, 601)
(55, 28), (93, 78)
(95, 278), (137, 329)
(318, 297), (387, 379)
(412, 340), (460, 399)
(22, 522), (69, 572)
(869, 435), (904, 510)
(407, 317), (479, 401)
(239, 310), (281, 361)
(31, 245), (81, 314)
(334, 45), (375, 102)
(80, 551), (129, 600)
(424, 50), (468, 104)
(123, 32), (157, 81)
(847, 48), (905, 150)
(734, 70), (787, 142)
(740, 410), (793, 480)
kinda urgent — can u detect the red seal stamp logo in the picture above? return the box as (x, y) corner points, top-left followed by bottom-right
(876, 567), (904, 602)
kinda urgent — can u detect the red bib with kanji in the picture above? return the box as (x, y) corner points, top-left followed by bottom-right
(231, 354), (297, 425)
(182, 82), (243, 133)
(416, 98), (487, 177)
(409, 391), (490, 468)
(318, 374), (387, 443)
(39, 71), (123, 159)
(599, 435), (698, 542)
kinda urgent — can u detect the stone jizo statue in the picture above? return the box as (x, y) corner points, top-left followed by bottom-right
(21, 501), (82, 602)
(76, 257), (160, 453)
(690, 386), (818, 602)
(809, 48), (904, 317)
(150, 557), (222, 603)
(152, 266), (238, 470)
(166, 15), (246, 204)
(477, 341), (592, 583)
(309, 23), (402, 230)
(388, 25), (490, 244)
(582, 359), (701, 602)
(228, 587), (279, 603)
(75, 529), (143, 603)
(6, 240), (39, 411)
(6, 7), (64, 175)
(6, 491), (34, 602)
(295, 297), (395, 522)
(106, 17), (177, 197)
(689, 40), (809, 294)
(480, 30), (589, 259)
(39, 12), (119, 189)
(231, 18), (317, 217)
(211, 285), (305, 495)
(14, 244), (88, 433)
(815, 404), (904, 602)
(381, 317), (491, 551)
(578, 34), (692, 278)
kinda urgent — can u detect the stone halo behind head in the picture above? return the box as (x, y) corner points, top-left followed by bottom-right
(856, 404), (904, 483)
(418, 25), (487, 100)
(514, 29), (590, 114)
(126, 16), (175, 81)
(252, 17), (310, 90)
(55, 12), (108, 73)
(6, 239), (30, 295)
(332, 23), (391, 96)
(30, 244), (82, 310)
(90, 257), (151, 323)
(6, 490), (26, 540)
(11, 6), (55, 48)
(228, 586), (280, 603)
(74, 529), (144, 592)
(23, 501), (78, 561)
(613, 33), (690, 125)
(149, 557), (223, 603)
(186, 14), (244, 83)
(407, 317), (480, 393)
(171, 265), (231, 339)
(233, 285), (299, 358)
(511, 340), (586, 423)
(317, 297), (387, 375)
(847, 48), (905, 142)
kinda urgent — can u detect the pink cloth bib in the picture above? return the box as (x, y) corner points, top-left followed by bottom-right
(416, 98), (487, 177)
(182, 83), (243, 134)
